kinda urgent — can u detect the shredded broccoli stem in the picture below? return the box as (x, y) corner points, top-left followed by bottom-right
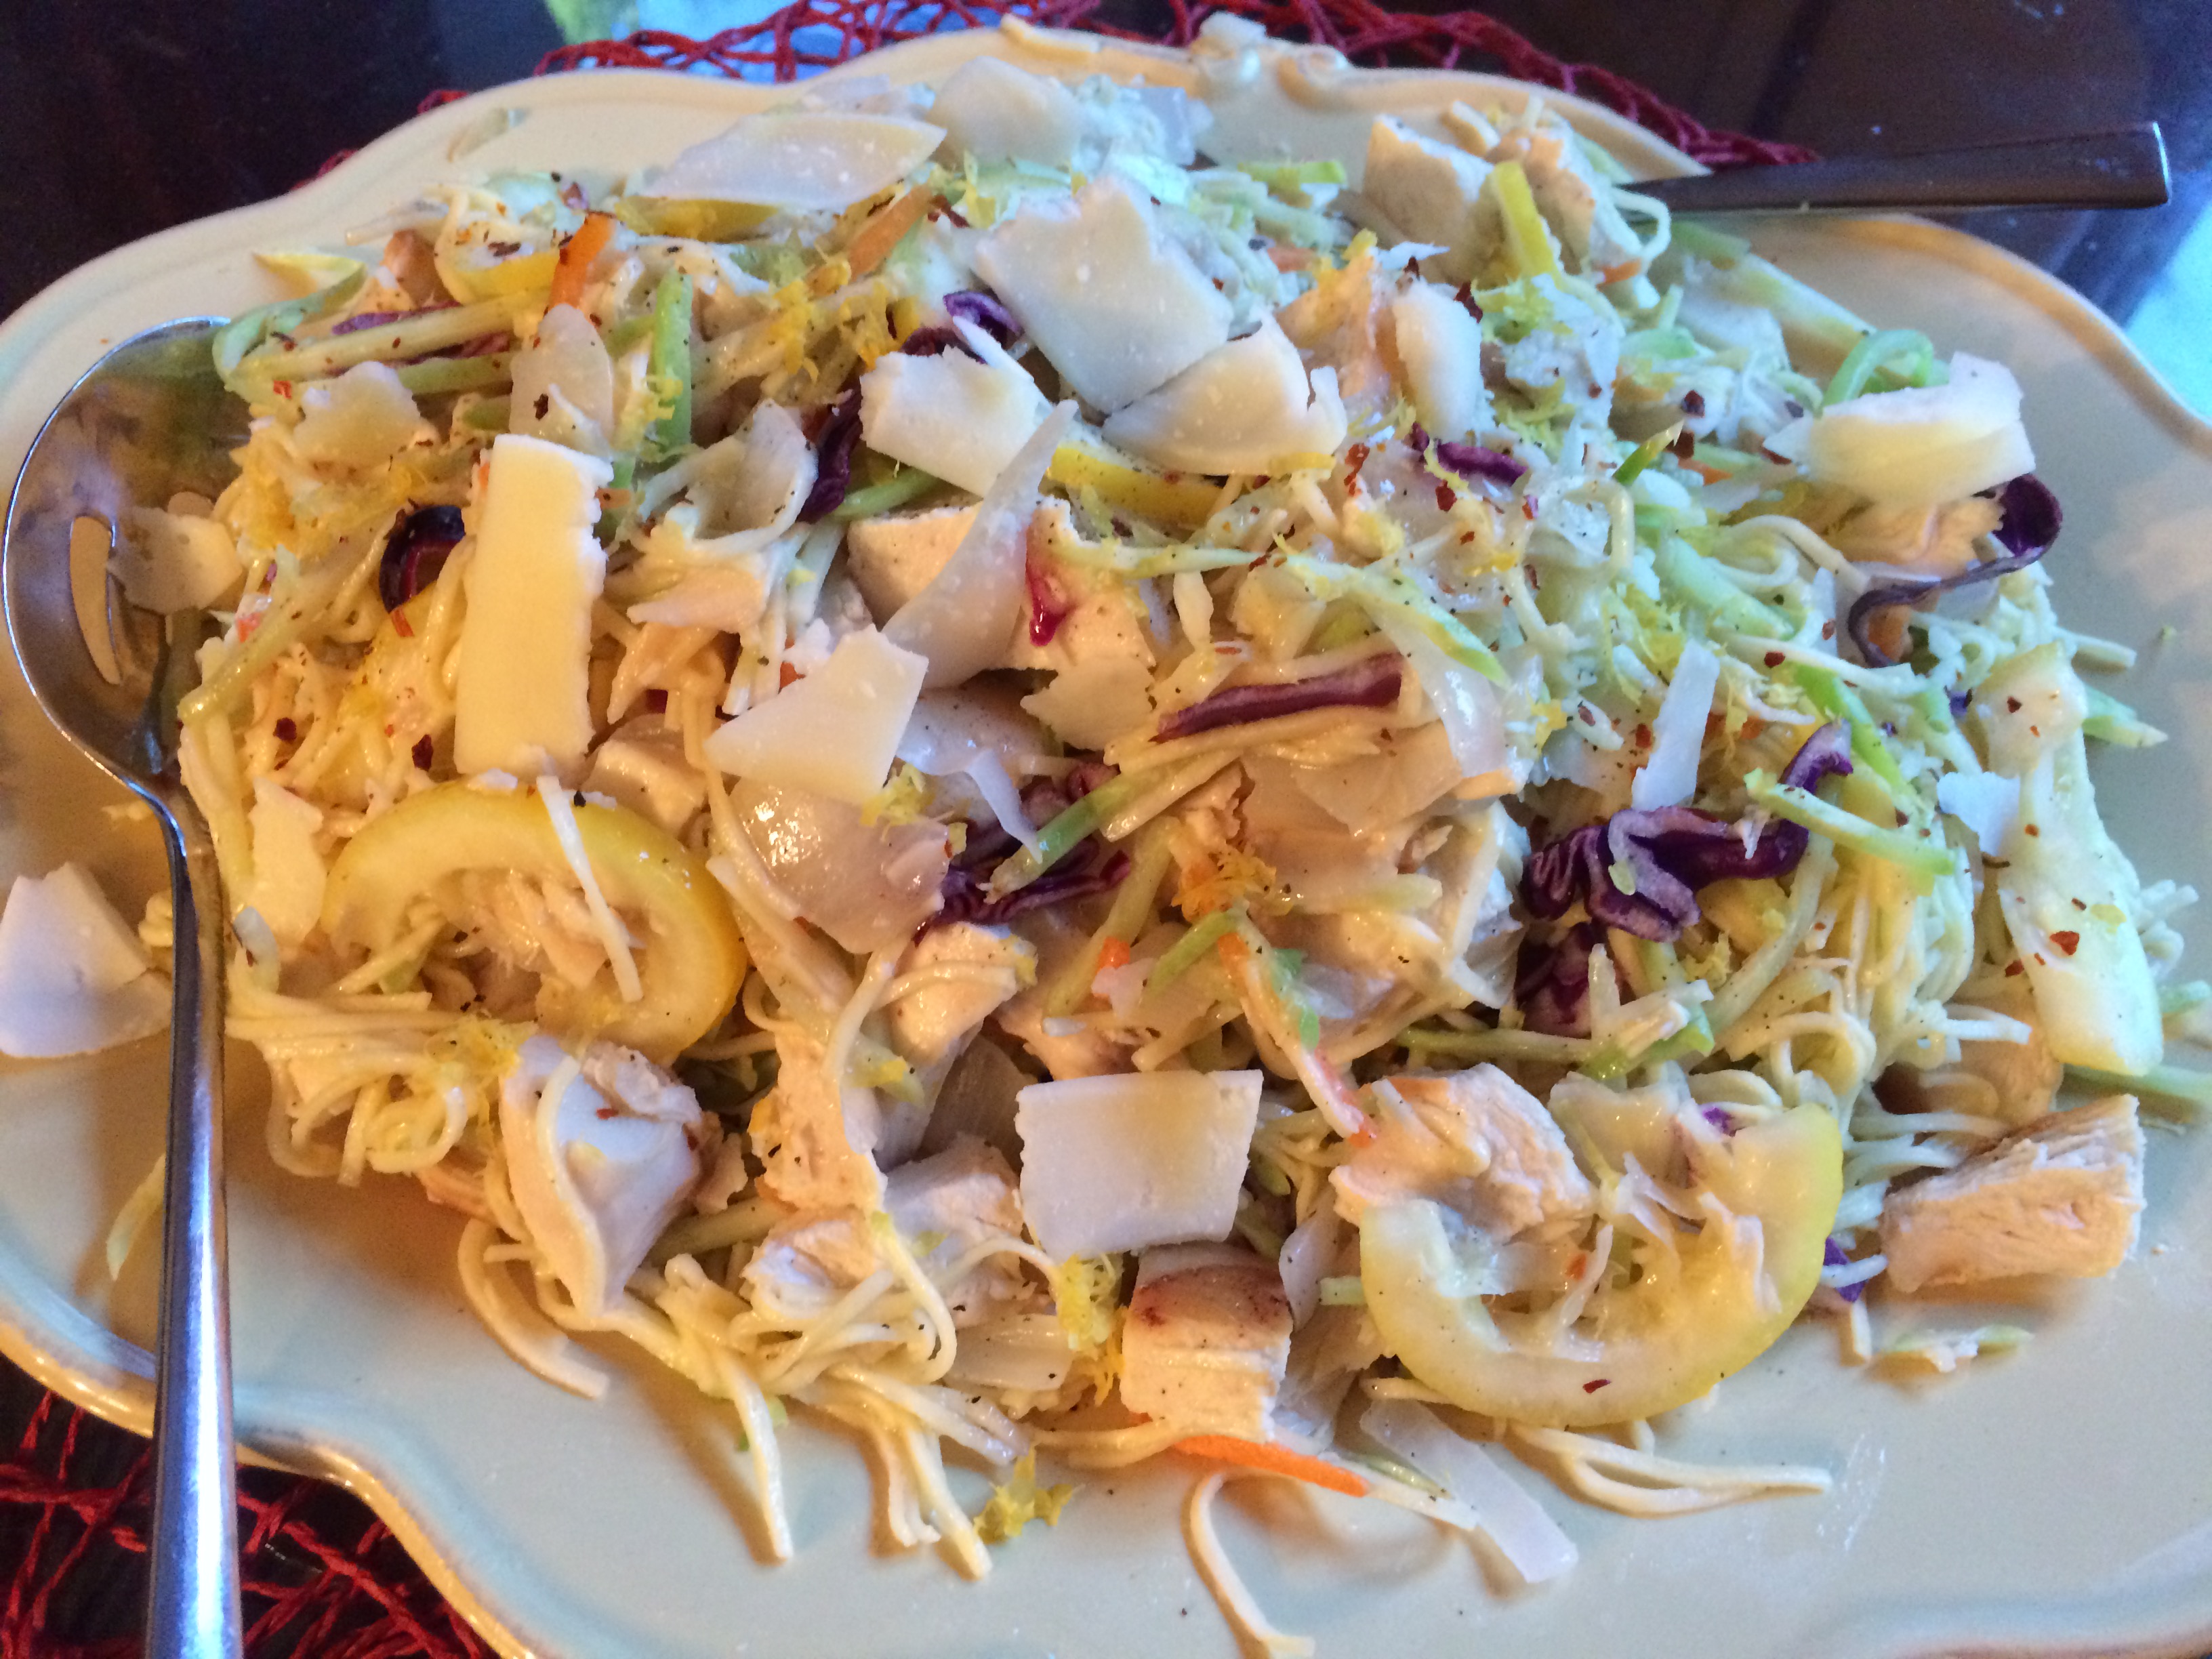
(213, 264), (367, 382)
(1148, 907), (1245, 993)
(1744, 771), (1961, 881)
(644, 268), (695, 462)
(1790, 663), (1910, 796)
(2066, 1063), (2212, 1119)
(1401, 1025), (1596, 1065)
(1824, 329), (1938, 405)
(1044, 825), (1179, 1017)
(236, 296), (527, 386)
(986, 773), (1145, 899)
(830, 465), (940, 521)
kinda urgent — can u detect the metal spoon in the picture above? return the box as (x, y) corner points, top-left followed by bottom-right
(1634, 123), (2169, 214)
(2, 319), (244, 1658)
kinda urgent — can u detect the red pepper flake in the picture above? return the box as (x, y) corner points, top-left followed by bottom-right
(411, 735), (434, 771)
(1821, 621), (1836, 640)
(1894, 808), (1908, 827)
(2071, 897), (2087, 910)
(1582, 1378), (1610, 1393)
(1763, 651), (1785, 668)
(1523, 562), (1540, 592)
(2051, 930), (2081, 956)
(1097, 937), (1132, 972)
(391, 612), (414, 638)
(272, 717), (298, 743)
(1434, 481), (1457, 512)
(1681, 389), (1706, 417)
(1343, 443), (1371, 487)
(272, 380), (293, 398)
(1521, 497), (1538, 520)
(2024, 824), (2041, 838)
(1633, 722), (1652, 750)
(1453, 284), (1482, 320)
(533, 392), (552, 420)
(596, 1105), (620, 1120)
(779, 662), (801, 689)
(2007, 697), (2022, 713)
(2029, 724), (2040, 737)
(2004, 959), (2025, 977)
(1576, 703), (1595, 725)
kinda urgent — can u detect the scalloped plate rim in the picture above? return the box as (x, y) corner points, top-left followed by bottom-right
(0, 23), (2207, 1659)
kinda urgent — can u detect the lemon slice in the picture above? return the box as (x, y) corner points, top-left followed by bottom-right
(323, 783), (744, 1061)
(1359, 1104), (1841, 1427)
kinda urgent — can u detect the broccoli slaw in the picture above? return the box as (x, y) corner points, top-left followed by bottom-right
(93, 19), (2207, 1650)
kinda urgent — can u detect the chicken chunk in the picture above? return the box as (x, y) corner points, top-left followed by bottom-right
(1880, 1094), (2145, 1293)
(884, 1135), (1031, 1321)
(1360, 118), (1492, 281)
(740, 1135), (1031, 1324)
(499, 1033), (705, 1316)
(584, 727), (706, 837)
(750, 1032), (886, 1214)
(1120, 1243), (1293, 1439)
(1331, 1065), (1595, 1244)
(885, 923), (1036, 1073)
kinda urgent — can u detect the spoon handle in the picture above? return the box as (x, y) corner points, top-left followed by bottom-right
(143, 794), (241, 1659)
(1635, 123), (2169, 214)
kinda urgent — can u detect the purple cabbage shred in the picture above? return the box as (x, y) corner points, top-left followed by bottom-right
(897, 325), (979, 361)
(1847, 474), (2062, 667)
(929, 766), (1122, 930)
(1514, 922), (1615, 1037)
(1823, 1235), (1865, 1302)
(1521, 722), (1851, 944)
(377, 505), (466, 613)
(332, 304), (452, 337)
(1406, 423), (1528, 487)
(800, 390), (863, 520)
(1155, 655), (1402, 742)
(942, 290), (1021, 346)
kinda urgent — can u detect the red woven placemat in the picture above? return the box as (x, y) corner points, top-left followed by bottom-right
(10, 6), (1801, 1654)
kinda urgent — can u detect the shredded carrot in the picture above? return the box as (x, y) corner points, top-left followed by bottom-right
(1681, 458), (1732, 484)
(1598, 258), (1645, 285)
(1097, 937), (1132, 972)
(1176, 1437), (1370, 1498)
(845, 188), (939, 279)
(550, 212), (616, 311)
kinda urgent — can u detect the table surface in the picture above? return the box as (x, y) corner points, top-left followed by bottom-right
(0, 0), (2207, 1649)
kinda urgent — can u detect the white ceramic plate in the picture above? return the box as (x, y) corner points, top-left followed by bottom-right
(3, 24), (2211, 1659)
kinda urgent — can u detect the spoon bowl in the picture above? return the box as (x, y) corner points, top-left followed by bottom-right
(2, 318), (246, 1659)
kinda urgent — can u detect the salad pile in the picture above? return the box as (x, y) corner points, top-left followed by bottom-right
(68, 16), (2203, 1645)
